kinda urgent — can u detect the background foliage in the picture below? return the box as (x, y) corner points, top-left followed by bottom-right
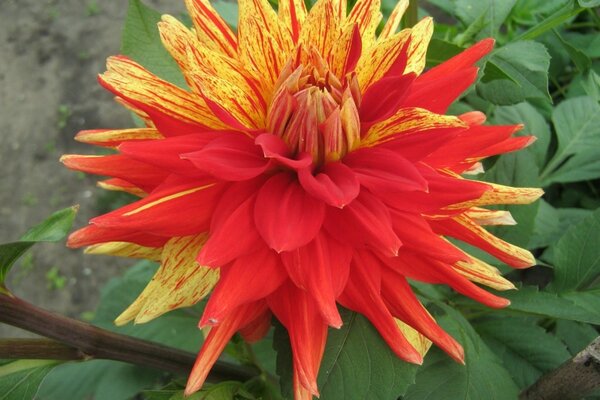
(1, 0), (600, 399)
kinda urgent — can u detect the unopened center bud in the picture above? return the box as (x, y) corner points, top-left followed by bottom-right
(267, 49), (361, 167)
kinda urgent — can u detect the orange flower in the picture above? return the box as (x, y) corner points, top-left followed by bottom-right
(62, 0), (542, 398)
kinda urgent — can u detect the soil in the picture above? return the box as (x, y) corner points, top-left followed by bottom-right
(0, 0), (186, 337)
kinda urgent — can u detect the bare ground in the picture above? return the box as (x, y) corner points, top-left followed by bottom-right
(0, 0), (185, 337)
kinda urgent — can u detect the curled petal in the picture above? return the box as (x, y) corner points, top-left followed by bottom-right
(255, 173), (326, 252)
(255, 133), (313, 170)
(298, 162), (360, 208)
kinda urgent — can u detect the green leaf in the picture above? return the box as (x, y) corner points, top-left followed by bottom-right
(425, 38), (463, 68)
(121, 0), (186, 88)
(493, 102), (551, 169)
(0, 206), (78, 286)
(404, 305), (519, 400)
(550, 208), (600, 292)
(455, 0), (517, 38)
(554, 320), (599, 355)
(553, 29), (592, 72)
(541, 96), (600, 185)
(475, 317), (570, 388)
(514, 2), (583, 41)
(274, 308), (418, 400)
(0, 360), (57, 400)
(578, 0), (600, 7)
(529, 200), (562, 249)
(478, 41), (551, 105)
(503, 286), (600, 325)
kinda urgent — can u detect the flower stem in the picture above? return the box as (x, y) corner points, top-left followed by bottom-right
(405, 0), (419, 28)
(519, 336), (600, 400)
(0, 293), (258, 382)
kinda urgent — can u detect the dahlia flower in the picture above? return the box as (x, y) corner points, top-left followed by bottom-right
(62, 0), (542, 397)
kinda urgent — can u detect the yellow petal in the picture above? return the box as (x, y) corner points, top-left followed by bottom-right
(395, 319), (432, 358)
(85, 242), (162, 261)
(238, 0), (294, 88)
(97, 179), (147, 197)
(453, 255), (516, 291)
(362, 107), (467, 148)
(100, 56), (228, 130)
(184, 0), (238, 58)
(299, 0), (343, 63)
(379, 0), (409, 39)
(405, 17), (433, 75)
(347, 0), (382, 48)
(75, 128), (163, 147)
(449, 183), (544, 209)
(465, 207), (517, 226)
(115, 234), (219, 325)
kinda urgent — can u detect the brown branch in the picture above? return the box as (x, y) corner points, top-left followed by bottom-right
(520, 336), (600, 400)
(0, 338), (86, 360)
(0, 294), (258, 382)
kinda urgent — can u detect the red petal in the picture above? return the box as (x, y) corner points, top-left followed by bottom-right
(421, 38), (494, 82)
(384, 250), (510, 308)
(254, 173), (326, 252)
(360, 73), (416, 126)
(201, 247), (286, 325)
(197, 180), (263, 267)
(344, 147), (428, 194)
(338, 251), (423, 364)
(238, 309), (272, 342)
(324, 190), (401, 256)
(67, 225), (168, 248)
(185, 301), (267, 395)
(281, 233), (352, 327)
(298, 162), (360, 208)
(90, 177), (224, 237)
(182, 134), (270, 181)
(381, 269), (464, 363)
(268, 282), (328, 396)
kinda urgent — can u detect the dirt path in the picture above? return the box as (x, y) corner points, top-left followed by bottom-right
(0, 0), (185, 336)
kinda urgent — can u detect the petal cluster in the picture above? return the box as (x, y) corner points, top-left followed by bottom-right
(63, 0), (543, 398)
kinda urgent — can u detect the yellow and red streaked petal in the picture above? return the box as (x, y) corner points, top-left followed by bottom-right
(381, 270), (464, 362)
(200, 247), (287, 326)
(238, 0), (294, 88)
(99, 56), (228, 132)
(60, 154), (168, 193)
(430, 215), (536, 269)
(268, 282), (328, 396)
(325, 190), (402, 257)
(396, 319), (433, 359)
(185, 301), (268, 395)
(159, 16), (268, 129)
(379, 0), (409, 39)
(355, 29), (411, 90)
(255, 173), (326, 253)
(280, 233), (353, 328)
(278, 0), (307, 43)
(346, 0), (382, 48)
(328, 23), (362, 77)
(339, 251), (423, 364)
(362, 107), (467, 148)
(91, 179), (223, 237)
(449, 182), (544, 209)
(453, 254), (516, 291)
(465, 208), (517, 226)
(404, 17), (434, 75)
(75, 128), (163, 148)
(84, 242), (162, 261)
(115, 234), (219, 325)
(67, 225), (168, 249)
(299, 0), (343, 63)
(97, 178), (147, 197)
(184, 0), (237, 58)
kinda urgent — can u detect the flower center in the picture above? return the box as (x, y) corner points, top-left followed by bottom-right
(267, 48), (361, 167)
